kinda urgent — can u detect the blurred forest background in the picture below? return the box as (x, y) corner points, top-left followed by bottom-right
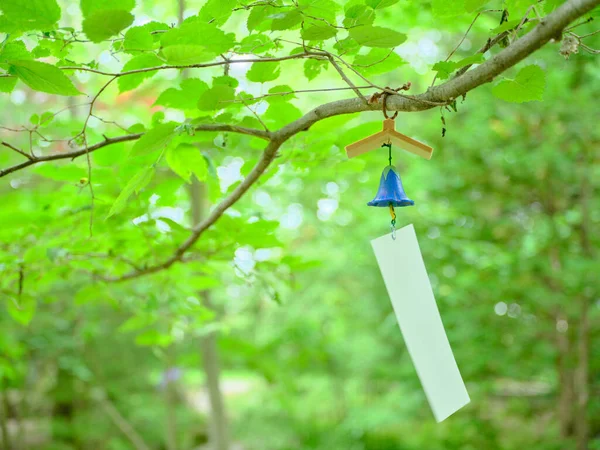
(0, 0), (599, 449)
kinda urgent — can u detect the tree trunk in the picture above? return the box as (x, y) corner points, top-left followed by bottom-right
(574, 165), (593, 450)
(556, 321), (575, 439)
(0, 383), (11, 450)
(190, 179), (230, 450)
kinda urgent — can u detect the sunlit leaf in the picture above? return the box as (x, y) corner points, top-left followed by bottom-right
(107, 166), (155, 218)
(492, 65), (546, 103)
(247, 61), (281, 83)
(82, 9), (134, 42)
(349, 26), (407, 48)
(0, 0), (61, 32)
(9, 60), (81, 96)
(117, 54), (163, 93)
(166, 144), (208, 183)
(129, 122), (177, 157)
(6, 295), (36, 326)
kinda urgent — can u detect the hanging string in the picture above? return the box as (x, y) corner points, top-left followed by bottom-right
(381, 142), (397, 239)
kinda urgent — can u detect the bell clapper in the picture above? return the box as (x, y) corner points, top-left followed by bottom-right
(389, 203), (397, 240)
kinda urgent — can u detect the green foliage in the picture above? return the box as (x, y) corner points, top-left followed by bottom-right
(6, 295), (36, 325)
(433, 54), (485, 79)
(8, 60), (81, 95)
(198, 76), (238, 110)
(199, 0), (237, 26)
(130, 122), (177, 157)
(349, 26), (407, 48)
(107, 166), (155, 217)
(82, 9), (134, 42)
(492, 64), (546, 103)
(160, 18), (236, 64)
(155, 78), (209, 110)
(301, 23), (338, 41)
(247, 61), (281, 83)
(0, 2), (598, 450)
(118, 54), (163, 92)
(166, 144), (208, 183)
(0, 0), (61, 32)
(354, 48), (405, 76)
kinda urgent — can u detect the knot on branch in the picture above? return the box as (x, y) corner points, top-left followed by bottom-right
(368, 83), (412, 105)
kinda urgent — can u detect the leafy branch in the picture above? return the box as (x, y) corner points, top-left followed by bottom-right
(1, 0), (599, 282)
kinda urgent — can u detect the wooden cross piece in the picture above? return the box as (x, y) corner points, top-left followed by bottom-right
(345, 118), (434, 160)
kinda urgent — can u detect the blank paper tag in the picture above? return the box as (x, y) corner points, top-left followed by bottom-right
(371, 224), (470, 422)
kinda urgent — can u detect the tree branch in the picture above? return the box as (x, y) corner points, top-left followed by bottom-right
(106, 139), (283, 282)
(0, 124), (270, 178)
(2, 0), (599, 282)
(59, 52), (324, 77)
(1, 141), (33, 160)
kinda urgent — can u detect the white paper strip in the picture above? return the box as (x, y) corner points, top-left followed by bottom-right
(371, 224), (470, 422)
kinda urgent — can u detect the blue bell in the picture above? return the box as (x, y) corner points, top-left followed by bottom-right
(368, 166), (414, 207)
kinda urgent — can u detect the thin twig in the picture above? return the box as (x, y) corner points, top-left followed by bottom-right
(1, 141), (33, 160)
(59, 52), (323, 77)
(238, 94), (270, 132)
(431, 12), (483, 87)
(326, 55), (368, 103)
(578, 28), (600, 38)
(223, 85), (379, 103)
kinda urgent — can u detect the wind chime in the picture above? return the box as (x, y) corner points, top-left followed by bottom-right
(345, 94), (433, 237)
(344, 92), (470, 423)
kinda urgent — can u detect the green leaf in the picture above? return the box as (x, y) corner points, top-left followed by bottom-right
(247, 5), (278, 31)
(266, 85), (296, 104)
(9, 60), (81, 96)
(432, 54), (484, 79)
(0, 41), (33, 63)
(0, 77), (17, 93)
(237, 34), (274, 54)
(6, 296), (36, 326)
(82, 9), (134, 43)
(271, 10), (303, 30)
(264, 102), (302, 128)
(130, 122), (177, 157)
(492, 65), (546, 103)
(297, 0), (340, 23)
(154, 78), (209, 110)
(197, 76), (238, 111)
(0, 0), (61, 32)
(161, 19), (235, 62)
(301, 23), (338, 41)
(166, 144), (208, 183)
(123, 26), (154, 53)
(353, 48), (405, 76)
(505, 0), (538, 16)
(464, 0), (492, 12)
(349, 26), (407, 48)
(343, 4), (376, 27)
(247, 61), (281, 83)
(80, 0), (135, 16)
(304, 59), (328, 81)
(366, 0), (399, 9)
(119, 314), (157, 333)
(199, 0), (237, 26)
(135, 329), (173, 347)
(107, 167), (155, 218)
(431, 0), (464, 17)
(117, 54), (163, 93)
(490, 19), (522, 34)
(161, 45), (213, 65)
